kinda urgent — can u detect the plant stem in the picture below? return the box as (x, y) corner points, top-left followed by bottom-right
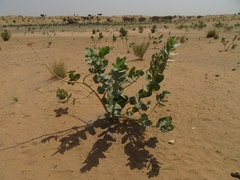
(83, 73), (93, 83)
(148, 103), (159, 116)
(123, 79), (137, 90)
(82, 82), (108, 113)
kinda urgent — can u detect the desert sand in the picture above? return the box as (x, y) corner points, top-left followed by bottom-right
(0, 15), (240, 180)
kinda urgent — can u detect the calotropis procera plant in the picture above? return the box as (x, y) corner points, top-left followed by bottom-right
(57, 37), (179, 132)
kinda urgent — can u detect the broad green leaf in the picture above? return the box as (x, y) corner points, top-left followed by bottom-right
(156, 116), (174, 133)
(169, 52), (178, 56)
(97, 86), (105, 94)
(136, 70), (144, 77)
(67, 70), (80, 85)
(93, 75), (101, 83)
(56, 88), (68, 100)
(140, 103), (149, 111)
(154, 74), (164, 83)
(129, 96), (136, 105)
(138, 114), (152, 127)
(132, 107), (139, 113)
(167, 59), (175, 62)
(128, 66), (136, 78)
(98, 46), (110, 59)
(156, 90), (171, 102)
(101, 97), (108, 104)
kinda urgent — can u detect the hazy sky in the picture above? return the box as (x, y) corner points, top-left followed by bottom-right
(0, 0), (239, 16)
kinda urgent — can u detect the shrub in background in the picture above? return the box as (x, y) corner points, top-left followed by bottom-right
(151, 25), (157, 33)
(1, 29), (11, 41)
(119, 27), (128, 37)
(132, 41), (150, 60)
(51, 61), (67, 78)
(138, 26), (144, 33)
(206, 29), (218, 38)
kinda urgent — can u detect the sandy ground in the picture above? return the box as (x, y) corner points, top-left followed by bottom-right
(0, 18), (240, 180)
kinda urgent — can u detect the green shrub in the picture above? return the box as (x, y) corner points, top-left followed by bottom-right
(213, 22), (224, 28)
(132, 41), (150, 60)
(119, 27), (128, 37)
(214, 33), (219, 39)
(221, 35), (238, 51)
(55, 38), (179, 131)
(224, 24), (233, 31)
(51, 61), (67, 78)
(33, 37), (180, 177)
(138, 26), (144, 33)
(151, 25), (157, 33)
(1, 29), (11, 41)
(206, 29), (218, 38)
(111, 34), (117, 49)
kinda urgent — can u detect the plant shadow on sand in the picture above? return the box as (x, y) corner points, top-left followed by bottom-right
(41, 107), (161, 178)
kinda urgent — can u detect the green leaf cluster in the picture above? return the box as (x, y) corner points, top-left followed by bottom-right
(221, 34), (238, 51)
(56, 38), (179, 132)
(149, 34), (163, 49)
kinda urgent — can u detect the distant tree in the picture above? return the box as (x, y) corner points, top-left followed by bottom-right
(97, 13), (102, 16)
(151, 16), (161, 22)
(64, 17), (78, 24)
(40, 14), (46, 18)
(122, 16), (135, 22)
(138, 17), (146, 22)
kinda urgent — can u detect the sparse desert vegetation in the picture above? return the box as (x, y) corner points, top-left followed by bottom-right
(206, 29), (218, 39)
(1, 29), (11, 41)
(132, 41), (150, 60)
(0, 14), (240, 180)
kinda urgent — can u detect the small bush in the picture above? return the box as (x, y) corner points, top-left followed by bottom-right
(214, 33), (219, 39)
(48, 41), (52, 48)
(119, 27), (128, 37)
(52, 61), (67, 78)
(151, 25), (157, 33)
(180, 35), (187, 43)
(138, 26), (144, 33)
(206, 29), (218, 38)
(1, 29), (11, 41)
(221, 35), (238, 51)
(132, 41), (150, 60)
